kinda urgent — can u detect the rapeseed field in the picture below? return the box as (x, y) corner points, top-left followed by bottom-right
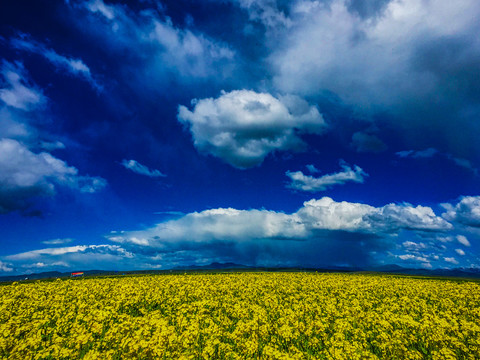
(1, 272), (479, 359)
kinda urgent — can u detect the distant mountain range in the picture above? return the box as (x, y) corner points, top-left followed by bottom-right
(1, 263), (480, 283)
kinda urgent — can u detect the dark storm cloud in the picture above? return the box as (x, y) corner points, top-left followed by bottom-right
(270, 0), (480, 160)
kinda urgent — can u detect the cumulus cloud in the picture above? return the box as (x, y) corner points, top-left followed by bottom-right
(442, 196), (480, 228)
(178, 90), (326, 168)
(11, 34), (100, 90)
(444, 257), (459, 265)
(286, 161), (367, 192)
(455, 248), (466, 256)
(107, 197), (450, 267)
(121, 159), (166, 178)
(402, 241), (427, 252)
(456, 235), (471, 247)
(0, 61), (44, 110)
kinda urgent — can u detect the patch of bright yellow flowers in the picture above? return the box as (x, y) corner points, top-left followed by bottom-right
(1, 273), (480, 359)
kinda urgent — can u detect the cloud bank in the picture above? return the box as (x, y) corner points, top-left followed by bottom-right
(105, 197), (451, 268)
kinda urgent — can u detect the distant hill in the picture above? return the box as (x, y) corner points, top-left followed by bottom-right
(1, 263), (480, 283)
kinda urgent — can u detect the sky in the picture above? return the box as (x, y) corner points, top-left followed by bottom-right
(1, 0), (480, 274)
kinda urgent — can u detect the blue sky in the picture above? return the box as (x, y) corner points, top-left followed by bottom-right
(1, 0), (480, 274)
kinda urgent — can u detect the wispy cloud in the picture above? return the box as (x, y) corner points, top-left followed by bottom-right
(42, 238), (74, 245)
(71, 0), (235, 84)
(11, 34), (101, 91)
(396, 149), (478, 174)
(305, 164), (320, 174)
(396, 148), (438, 159)
(121, 159), (166, 178)
(286, 161), (367, 192)
(0, 61), (44, 110)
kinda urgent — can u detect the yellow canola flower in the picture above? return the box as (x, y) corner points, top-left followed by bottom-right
(0, 273), (479, 359)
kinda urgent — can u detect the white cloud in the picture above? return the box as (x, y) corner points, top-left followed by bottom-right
(398, 254), (429, 263)
(455, 248), (466, 256)
(3, 244), (139, 273)
(0, 261), (13, 273)
(442, 196), (480, 228)
(6, 245), (132, 261)
(3, 197), (452, 271)
(231, 0), (292, 29)
(110, 196), (451, 249)
(271, 0), (480, 105)
(0, 138), (106, 213)
(86, 0), (115, 20)
(0, 61), (44, 110)
(105, 197), (450, 268)
(78, 0), (235, 82)
(456, 235), (471, 247)
(42, 238), (74, 245)
(436, 236), (453, 243)
(269, 0), (480, 159)
(444, 257), (459, 265)
(0, 62), (106, 213)
(22, 261), (69, 269)
(11, 35), (100, 91)
(402, 241), (427, 252)
(178, 90), (326, 168)
(286, 161), (367, 192)
(121, 159), (166, 178)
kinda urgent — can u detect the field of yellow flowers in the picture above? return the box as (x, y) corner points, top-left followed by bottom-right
(1, 272), (480, 359)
